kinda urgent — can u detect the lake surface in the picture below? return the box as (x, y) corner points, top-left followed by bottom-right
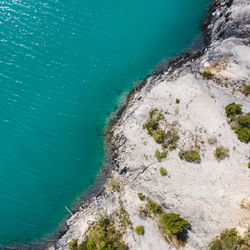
(0, 0), (209, 244)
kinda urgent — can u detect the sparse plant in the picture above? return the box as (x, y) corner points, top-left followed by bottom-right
(160, 167), (167, 176)
(135, 225), (144, 235)
(140, 164), (146, 170)
(208, 136), (218, 145)
(176, 98), (180, 103)
(248, 162), (250, 168)
(200, 69), (214, 79)
(161, 212), (190, 236)
(214, 146), (229, 161)
(155, 149), (167, 162)
(147, 200), (163, 215)
(107, 179), (120, 192)
(138, 193), (146, 201)
(179, 149), (201, 163)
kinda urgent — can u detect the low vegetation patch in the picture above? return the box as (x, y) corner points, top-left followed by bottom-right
(135, 225), (144, 235)
(107, 179), (120, 192)
(138, 197), (191, 245)
(242, 84), (250, 96)
(155, 149), (168, 162)
(161, 212), (190, 238)
(68, 239), (78, 250)
(179, 149), (201, 163)
(160, 167), (167, 176)
(77, 211), (129, 250)
(147, 200), (163, 215)
(214, 146), (229, 161)
(208, 228), (249, 250)
(143, 108), (180, 154)
(225, 103), (250, 143)
(176, 98), (180, 104)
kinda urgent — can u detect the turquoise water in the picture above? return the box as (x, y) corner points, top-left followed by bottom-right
(0, 0), (209, 245)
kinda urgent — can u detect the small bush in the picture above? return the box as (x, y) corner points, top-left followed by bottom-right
(248, 162), (250, 168)
(214, 146), (229, 161)
(107, 180), (120, 192)
(68, 239), (78, 250)
(176, 98), (180, 103)
(237, 113), (250, 128)
(155, 149), (167, 162)
(225, 103), (242, 117)
(179, 149), (201, 163)
(208, 228), (244, 250)
(243, 85), (250, 96)
(138, 193), (146, 201)
(147, 200), (163, 215)
(161, 212), (190, 236)
(153, 129), (166, 144)
(160, 167), (167, 176)
(135, 225), (144, 235)
(237, 127), (250, 143)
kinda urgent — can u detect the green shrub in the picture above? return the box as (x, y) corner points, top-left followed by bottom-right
(147, 200), (163, 215)
(225, 103), (242, 117)
(214, 146), (229, 161)
(208, 228), (244, 250)
(237, 113), (250, 128)
(138, 193), (146, 201)
(155, 149), (167, 162)
(161, 212), (190, 236)
(160, 167), (167, 176)
(135, 225), (144, 235)
(248, 162), (250, 168)
(176, 98), (180, 103)
(179, 149), (201, 163)
(237, 127), (250, 143)
(243, 85), (250, 96)
(68, 238), (78, 250)
(153, 129), (166, 144)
